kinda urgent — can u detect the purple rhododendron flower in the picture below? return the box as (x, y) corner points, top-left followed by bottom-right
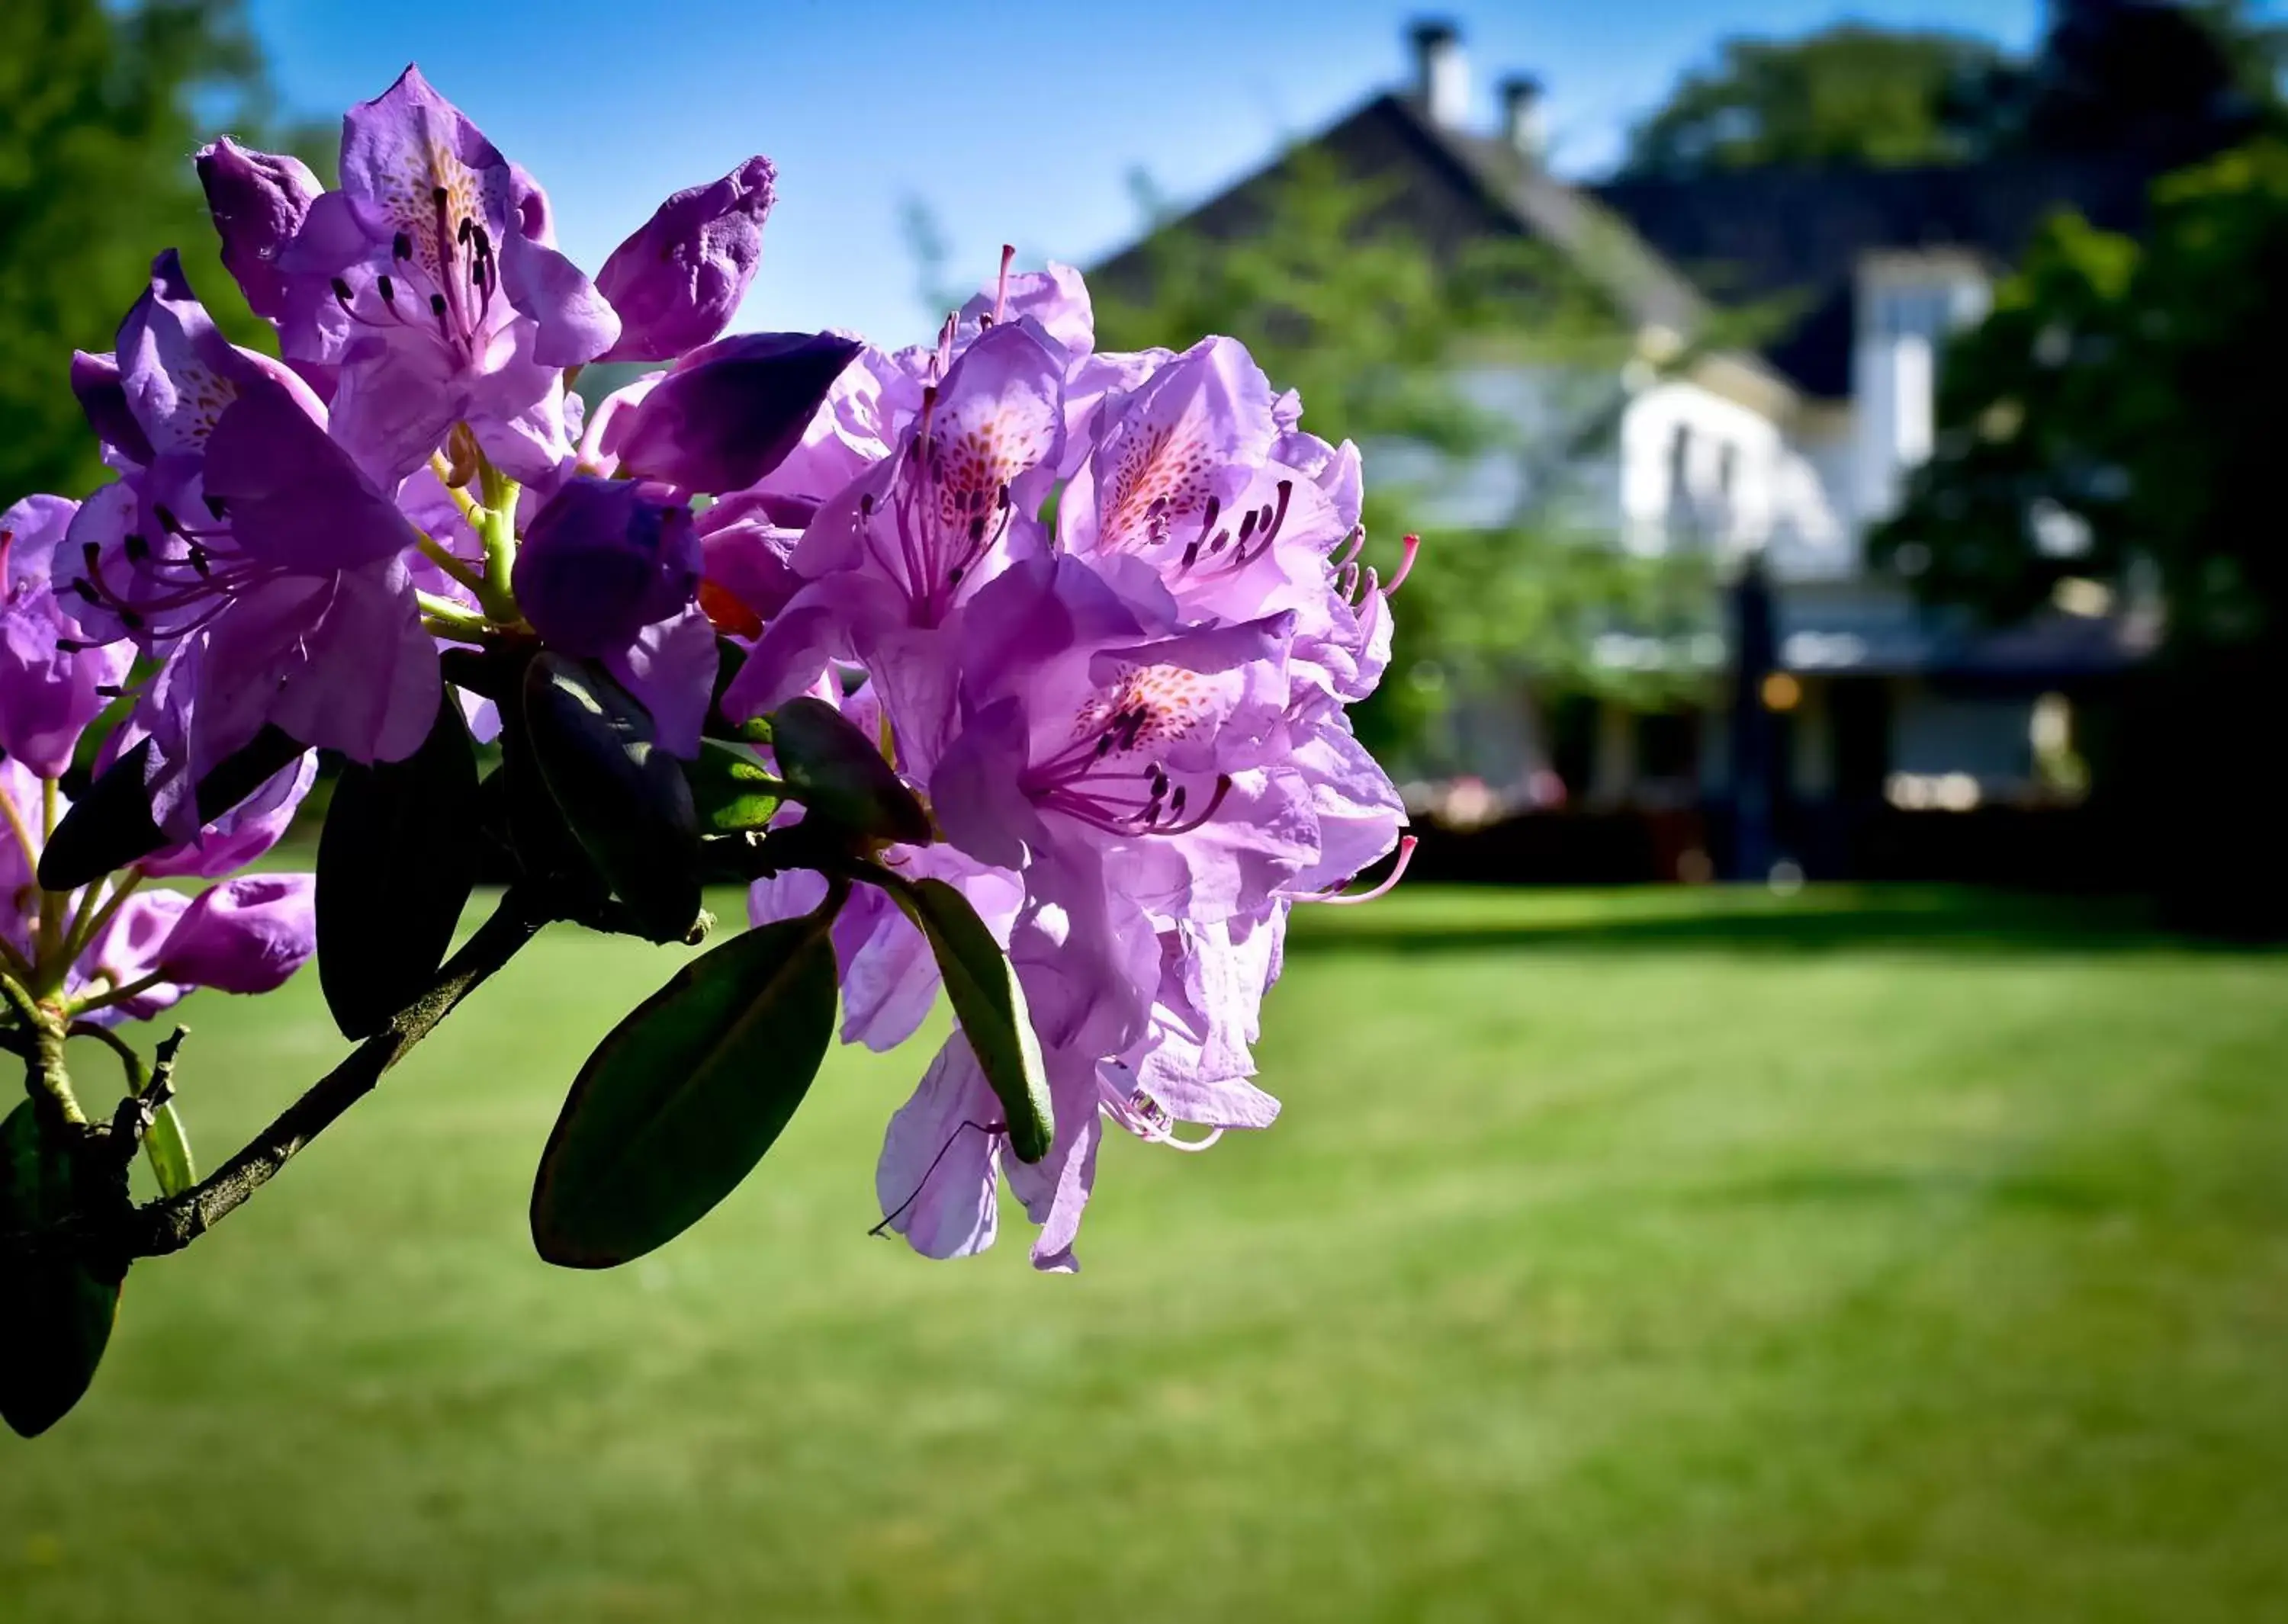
(2, 495), (135, 777)
(1, 762), (316, 1029)
(596, 156), (776, 363)
(266, 66), (617, 483)
(1, 63), (1407, 1286)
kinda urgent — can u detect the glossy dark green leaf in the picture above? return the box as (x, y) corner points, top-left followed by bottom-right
(684, 739), (782, 836)
(143, 1103), (195, 1199)
(317, 695), (482, 1038)
(0, 1104), (124, 1438)
(892, 875), (1053, 1163)
(522, 654), (701, 944)
(37, 725), (305, 891)
(530, 912), (840, 1267)
(767, 696), (932, 846)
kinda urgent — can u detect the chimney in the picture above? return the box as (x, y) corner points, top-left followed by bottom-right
(1410, 19), (1468, 129)
(1499, 74), (1544, 159)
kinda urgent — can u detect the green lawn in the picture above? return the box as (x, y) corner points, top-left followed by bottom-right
(5, 886), (2286, 1621)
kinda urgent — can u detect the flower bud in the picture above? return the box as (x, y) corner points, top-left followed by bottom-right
(612, 331), (860, 494)
(196, 138), (324, 323)
(513, 477), (701, 656)
(596, 156), (776, 363)
(157, 875), (317, 996)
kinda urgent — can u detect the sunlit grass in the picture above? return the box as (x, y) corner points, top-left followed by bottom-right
(5, 886), (2285, 1621)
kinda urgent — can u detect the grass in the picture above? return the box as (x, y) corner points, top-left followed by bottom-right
(4, 884), (2286, 1621)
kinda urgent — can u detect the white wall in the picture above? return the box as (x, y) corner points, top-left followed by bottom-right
(1615, 380), (1851, 578)
(1851, 255), (1992, 524)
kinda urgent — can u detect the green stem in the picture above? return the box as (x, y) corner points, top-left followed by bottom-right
(2, 972), (83, 1126)
(59, 872), (142, 972)
(413, 529), (490, 598)
(68, 970), (166, 1022)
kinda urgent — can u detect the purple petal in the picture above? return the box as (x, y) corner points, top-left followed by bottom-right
(600, 604), (717, 758)
(875, 1037), (1004, 1260)
(137, 752), (317, 879)
(596, 156), (776, 363)
(514, 477), (699, 658)
(157, 874), (317, 993)
(500, 226), (621, 367)
(69, 351), (155, 467)
(1002, 1048), (1102, 1273)
(197, 138), (324, 323)
(203, 374), (423, 571)
(613, 331), (861, 493)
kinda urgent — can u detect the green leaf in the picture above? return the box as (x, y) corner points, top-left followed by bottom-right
(521, 654), (702, 944)
(143, 1103), (194, 1199)
(767, 696), (932, 846)
(684, 739), (782, 836)
(886, 875), (1054, 1163)
(317, 695), (482, 1038)
(530, 911), (840, 1268)
(37, 725), (306, 892)
(0, 1104), (124, 1438)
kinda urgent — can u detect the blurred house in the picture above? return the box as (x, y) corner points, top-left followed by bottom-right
(1098, 19), (2177, 881)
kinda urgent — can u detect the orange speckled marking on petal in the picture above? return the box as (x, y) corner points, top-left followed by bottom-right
(1072, 663), (1216, 753)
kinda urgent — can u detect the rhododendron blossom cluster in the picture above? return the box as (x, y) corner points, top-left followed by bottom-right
(0, 65), (1406, 1435)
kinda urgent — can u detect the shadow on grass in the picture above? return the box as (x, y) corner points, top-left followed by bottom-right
(1702, 1166), (2127, 1216)
(1285, 889), (2270, 960)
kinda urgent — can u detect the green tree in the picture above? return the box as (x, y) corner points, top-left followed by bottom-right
(1619, 24), (2012, 176)
(1072, 152), (1710, 772)
(1870, 140), (2288, 927)
(1619, 2), (2283, 178)
(1, 0), (307, 508)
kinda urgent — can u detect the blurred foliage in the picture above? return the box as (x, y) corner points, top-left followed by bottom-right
(1621, 25), (2015, 174)
(1870, 138), (2288, 657)
(1870, 139), (2288, 929)
(0, 0), (321, 509)
(1078, 152), (1711, 771)
(1621, 0), (2283, 177)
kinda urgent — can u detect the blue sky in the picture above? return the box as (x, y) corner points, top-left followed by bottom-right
(247, 0), (2038, 346)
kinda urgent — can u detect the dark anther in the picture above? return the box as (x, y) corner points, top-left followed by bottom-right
(56, 637), (87, 654)
(1182, 541), (1200, 568)
(1237, 509), (1259, 545)
(204, 494), (228, 520)
(124, 533), (149, 563)
(1200, 496), (1221, 534)
(859, 493), (876, 516)
(1168, 785), (1188, 817)
(70, 579), (99, 602)
(378, 274), (397, 303)
(948, 566), (964, 584)
(393, 231), (412, 260)
(968, 515), (987, 544)
(432, 185), (448, 207)
(188, 544), (211, 577)
(429, 293), (448, 316)
(1095, 733), (1116, 758)
(153, 505), (179, 534)
(118, 605), (143, 631)
(331, 276), (355, 307)
(458, 217), (474, 244)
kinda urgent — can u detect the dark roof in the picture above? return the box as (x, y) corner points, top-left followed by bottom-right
(1093, 93), (1705, 339)
(1589, 159), (2162, 396)
(1099, 88), (2171, 403)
